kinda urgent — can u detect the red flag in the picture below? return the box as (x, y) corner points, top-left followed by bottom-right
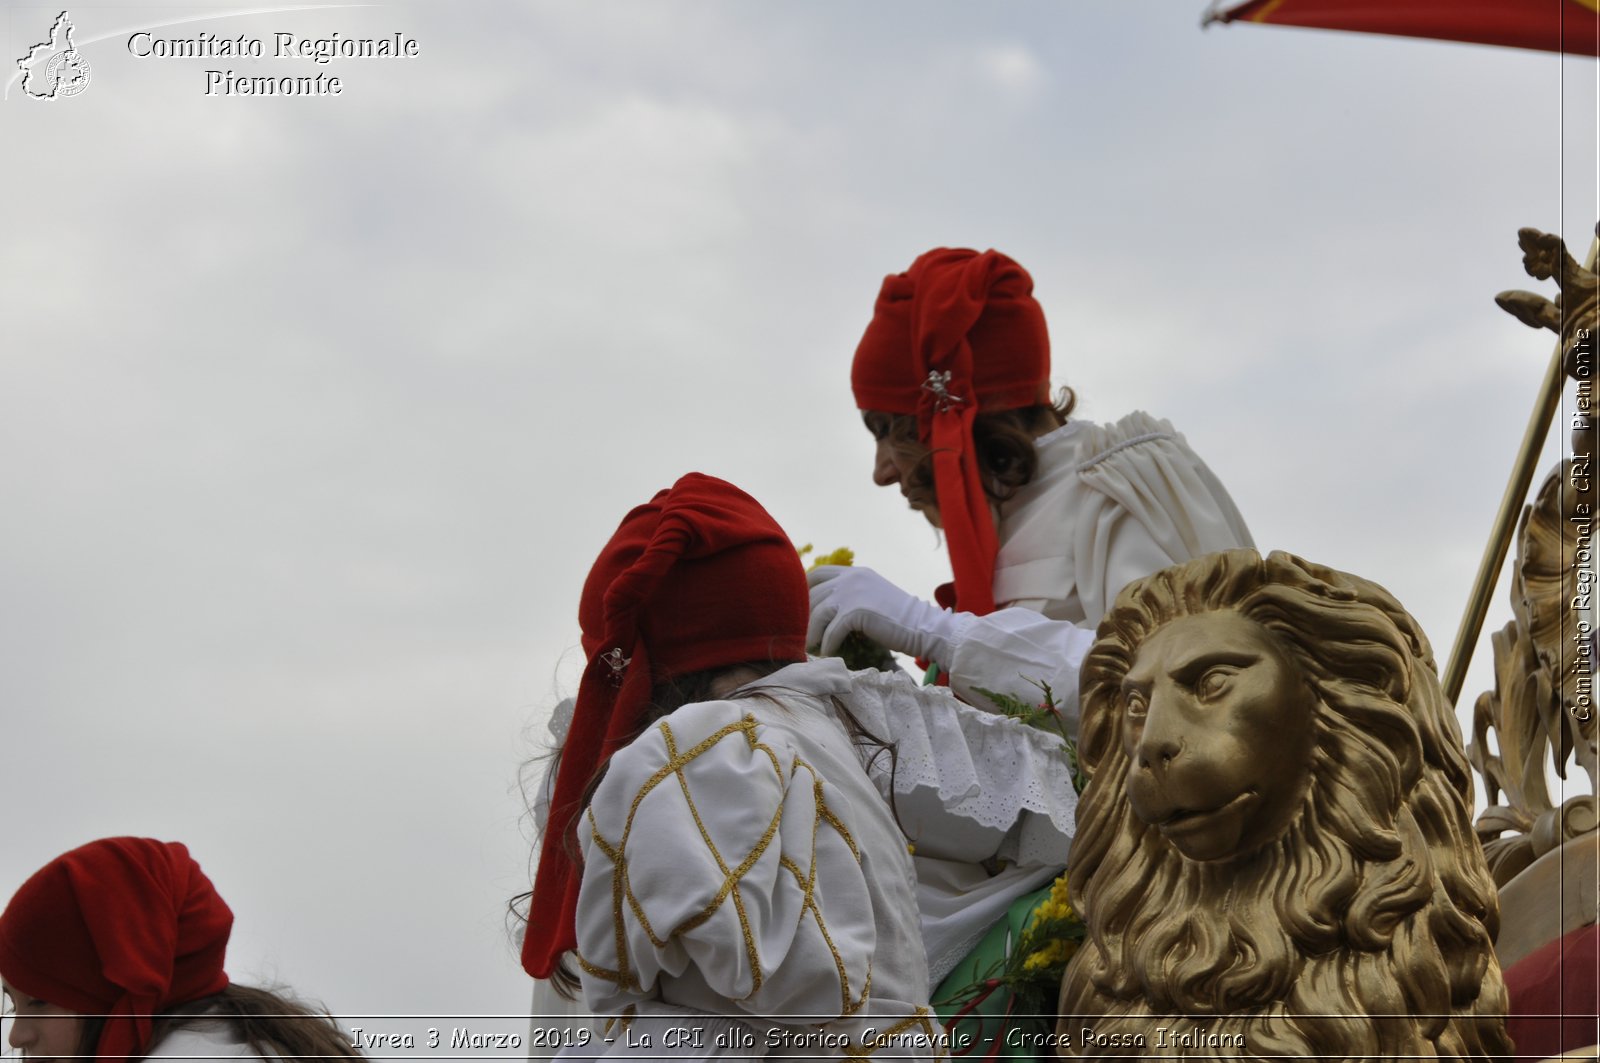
(1204, 0), (1599, 56)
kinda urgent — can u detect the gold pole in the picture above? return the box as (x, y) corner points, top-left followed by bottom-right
(1442, 234), (1600, 705)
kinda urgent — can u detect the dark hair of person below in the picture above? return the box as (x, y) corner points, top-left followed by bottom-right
(516, 657), (901, 1001)
(73, 983), (363, 1061)
(867, 387), (1075, 514)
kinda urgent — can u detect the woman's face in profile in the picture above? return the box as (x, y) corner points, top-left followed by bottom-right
(863, 412), (942, 527)
(2, 977), (86, 1063)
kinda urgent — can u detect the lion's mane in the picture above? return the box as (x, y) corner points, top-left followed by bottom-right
(1057, 550), (1509, 1060)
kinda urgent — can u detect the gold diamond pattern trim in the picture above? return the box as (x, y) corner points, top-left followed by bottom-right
(577, 712), (876, 1015)
(779, 759), (870, 1016)
(585, 821), (637, 991)
(661, 717), (778, 994)
(574, 949), (624, 986)
(819, 802), (859, 860)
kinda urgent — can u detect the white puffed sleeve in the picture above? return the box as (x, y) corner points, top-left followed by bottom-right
(943, 608), (1096, 725)
(573, 700), (877, 1023)
(953, 413), (1253, 717)
(1067, 411), (1254, 624)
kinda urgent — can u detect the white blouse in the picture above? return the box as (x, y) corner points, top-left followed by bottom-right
(834, 664), (1076, 984)
(944, 410), (1254, 723)
(570, 659), (943, 1060)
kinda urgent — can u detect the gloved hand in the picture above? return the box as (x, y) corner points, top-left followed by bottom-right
(807, 565), (965, 663)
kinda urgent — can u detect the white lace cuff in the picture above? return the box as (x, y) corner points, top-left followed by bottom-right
(842, 668), (1076, 868)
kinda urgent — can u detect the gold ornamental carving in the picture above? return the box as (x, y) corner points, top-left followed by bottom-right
(1469, 463), (1598, 888)
(1496, 227), (1598, 372)
(1468, 225), (1599, 892)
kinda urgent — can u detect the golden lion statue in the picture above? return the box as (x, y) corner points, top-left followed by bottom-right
(1057, 550), (1510, 1060)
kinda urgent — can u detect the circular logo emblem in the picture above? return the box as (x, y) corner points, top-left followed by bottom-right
(44, 49), (91, 97)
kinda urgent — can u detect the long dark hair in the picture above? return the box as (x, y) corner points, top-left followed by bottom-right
(71, 983), (362, 1061)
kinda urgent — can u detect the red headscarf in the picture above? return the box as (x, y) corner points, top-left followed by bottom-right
(521, 472), (809, 979)
(0, 838), (232, 1061)
(852, 248), (1051, 615)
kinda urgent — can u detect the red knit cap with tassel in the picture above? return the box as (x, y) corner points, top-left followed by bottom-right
(521, 472), (808, 979)
(851, 248), (1050, 615)
(0, 838), (232, 1062)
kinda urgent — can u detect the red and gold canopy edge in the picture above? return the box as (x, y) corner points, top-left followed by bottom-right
(1204, 0), (1599, 56)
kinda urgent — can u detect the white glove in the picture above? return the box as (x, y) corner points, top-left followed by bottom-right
(807, 565), (966, 663)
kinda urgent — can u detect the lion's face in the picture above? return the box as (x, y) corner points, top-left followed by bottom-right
(1062, 552), (1508, 1059)
(1119, 610), (1317, 862)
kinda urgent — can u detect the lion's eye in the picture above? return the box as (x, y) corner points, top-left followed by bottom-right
(1195, 668), (1234, 700)
(1124, 690), (1148, 718)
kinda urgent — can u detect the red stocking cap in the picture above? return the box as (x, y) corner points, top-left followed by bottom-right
(851, 248), (1050, 615)
(0, 838), (232, 1061)
(521, 472), (808, 978)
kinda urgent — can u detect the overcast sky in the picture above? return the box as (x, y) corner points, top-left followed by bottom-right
(1, 0), (1596, 1052)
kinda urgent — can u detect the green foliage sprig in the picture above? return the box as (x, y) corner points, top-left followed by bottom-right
(971, 677), (1087, 794)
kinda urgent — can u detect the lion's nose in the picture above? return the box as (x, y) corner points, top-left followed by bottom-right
(1135, 698), (1183, 776)
(1136, 735), (1182, 777)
